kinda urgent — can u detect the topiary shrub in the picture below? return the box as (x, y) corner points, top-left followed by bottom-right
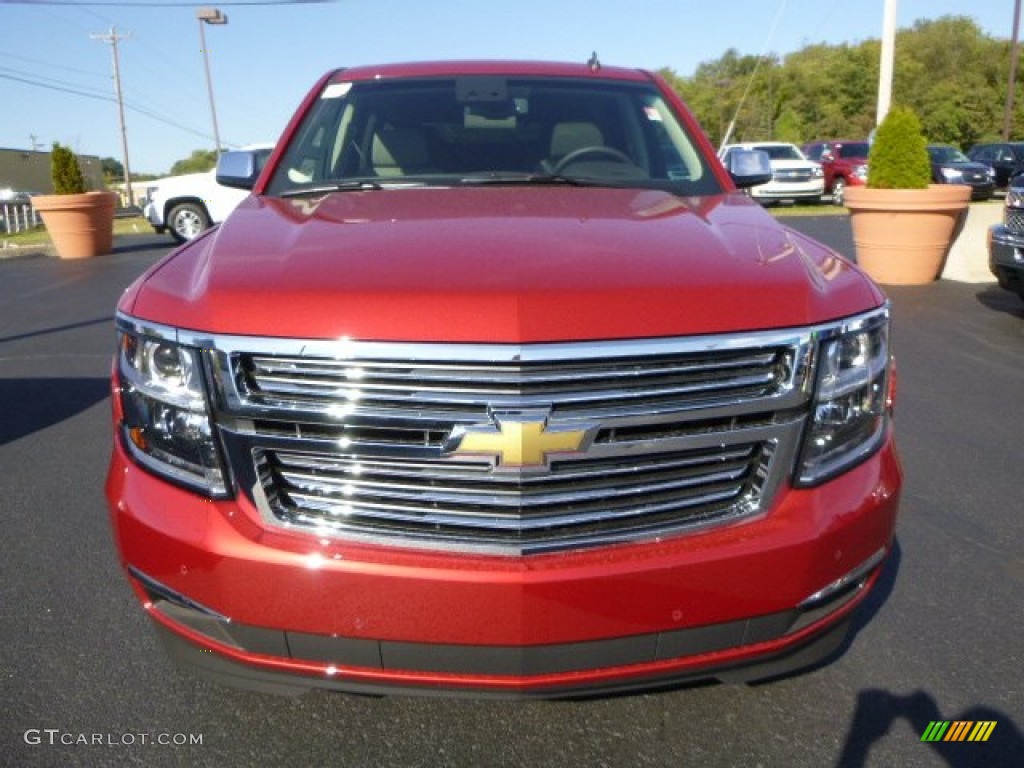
(866, 106), (932, 190)
(51, 142), (87, 195)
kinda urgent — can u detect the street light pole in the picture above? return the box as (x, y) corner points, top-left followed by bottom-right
(1004, 0), (1022, 140)
(197, 7), (228, 155)
(876, 0), (898, 127)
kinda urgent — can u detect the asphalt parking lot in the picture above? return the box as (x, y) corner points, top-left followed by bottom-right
(1, 220), (1022, 767)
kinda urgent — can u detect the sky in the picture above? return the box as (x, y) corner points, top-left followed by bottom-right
(0, 0), (1014, 176)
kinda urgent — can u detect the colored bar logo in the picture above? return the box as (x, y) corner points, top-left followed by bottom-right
(921, 721), (997, 742)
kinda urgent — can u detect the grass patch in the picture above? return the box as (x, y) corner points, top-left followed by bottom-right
(2, 216), (150, 249)
(768, 202), (848, 217)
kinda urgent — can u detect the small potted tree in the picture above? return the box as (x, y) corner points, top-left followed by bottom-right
(844, 106), (970, 285)
(31, 142), (118, 259)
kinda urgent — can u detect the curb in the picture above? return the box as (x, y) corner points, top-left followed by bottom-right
(942, 201), (1001, 284)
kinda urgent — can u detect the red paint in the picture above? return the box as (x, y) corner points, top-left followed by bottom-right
(107, 61), (901, 694)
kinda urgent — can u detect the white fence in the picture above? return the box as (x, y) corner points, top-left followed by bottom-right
(1, 202), (41, 234)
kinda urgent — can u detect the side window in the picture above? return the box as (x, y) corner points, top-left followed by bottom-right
(804, 144), (822, 161)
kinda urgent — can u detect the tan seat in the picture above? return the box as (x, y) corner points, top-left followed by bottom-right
(371, 127), (433, 177)
(549, 122), (604, 164)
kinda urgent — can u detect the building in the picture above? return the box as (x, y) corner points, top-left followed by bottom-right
(0, 147), (106, 195)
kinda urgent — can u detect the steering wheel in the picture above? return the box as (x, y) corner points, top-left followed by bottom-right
(552, 146), (633, 174)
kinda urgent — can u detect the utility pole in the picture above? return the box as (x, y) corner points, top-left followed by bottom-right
(28, 134), (43, 152)
(1004, 0), (1022, 140)
(91, 26), (134, 207)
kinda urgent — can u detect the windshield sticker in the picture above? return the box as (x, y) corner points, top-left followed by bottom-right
(644, 106), (663, 122)
(322, 82), (353, 99)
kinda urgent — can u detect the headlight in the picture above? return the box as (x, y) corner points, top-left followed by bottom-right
(812, 166), (824, 178)
(940, 167), (963, 181)
(1006, 187), (1024, 209)
(854, 165), (868, 180)
(116, 323), (227, 496)
(796, 309), (891, 486)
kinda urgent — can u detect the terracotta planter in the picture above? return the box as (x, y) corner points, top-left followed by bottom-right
(32, 191), (118, 259)
(844, 184), (971, 285)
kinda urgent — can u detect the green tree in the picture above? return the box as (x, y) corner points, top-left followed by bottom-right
(169, 149), (218, 176)
(773, 108), (804, 144)
(659, 14), (1020, 148)
(51, 142), (86, 194)
(867, 106), (931, 189)
(102, 156), (124, 184)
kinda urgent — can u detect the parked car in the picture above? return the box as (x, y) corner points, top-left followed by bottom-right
(106, 60), (901, 698)
(966, 141), (1024, 190)
(718, 142), (824, 204)
(926, 144), (995, 200)
(144, 145), (273, 242)
(802, 140), (869, 206)
(0, 187), (34, 202)
(987, 180), (1024, 300)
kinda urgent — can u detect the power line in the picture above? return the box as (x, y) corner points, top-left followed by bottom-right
(0, 70), (221, 144)
(0, 51), (107, 79)
(0, 1), (337, 6)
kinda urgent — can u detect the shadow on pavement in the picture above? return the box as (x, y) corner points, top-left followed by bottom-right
(0, 377), (110, 445)
(0, 315), (112, 345)
(975, 285), (1024, 317)
(837, 690), (1023, 768)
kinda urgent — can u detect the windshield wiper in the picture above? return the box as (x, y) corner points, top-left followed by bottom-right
(459, 172), (606, 187)
(280, 180), (384, 198)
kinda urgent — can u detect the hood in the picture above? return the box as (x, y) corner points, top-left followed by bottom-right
(768, 159), (819, 171)
(938, 161), (991, 172)
(127, 187), (881, 343)
(151, 170), (214, 189)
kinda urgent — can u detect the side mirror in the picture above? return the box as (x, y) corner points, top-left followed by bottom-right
(216, 150), (261, 190)
(726, 149), (773, 189)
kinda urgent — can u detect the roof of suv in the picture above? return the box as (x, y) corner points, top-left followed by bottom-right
(328, 60), (653, 83)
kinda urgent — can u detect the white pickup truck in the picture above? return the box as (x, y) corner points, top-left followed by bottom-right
(144, 146), (273, 242)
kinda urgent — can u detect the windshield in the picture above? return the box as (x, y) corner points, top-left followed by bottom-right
(753, 144), (804, 161)
(927, 146), (969, 164)
(266, 76), (721, 196)
(837, 142), (869, 159)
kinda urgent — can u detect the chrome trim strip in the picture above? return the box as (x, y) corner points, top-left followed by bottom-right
(115, 306), (889, 357)
(128, 565), (230, 622)
(798, 547), (888, 609)
(115, 307), (888, 554)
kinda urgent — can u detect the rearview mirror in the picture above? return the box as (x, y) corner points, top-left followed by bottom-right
(216, 150), (261, 190)
(726, 149), (772, 189)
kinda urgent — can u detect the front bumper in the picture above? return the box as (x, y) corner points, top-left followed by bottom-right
(988, 223), (1024, 296)
(750, 180), (825, 201)
(106, 432), (901, 697)
(965, 180), (996, 200)
(142, 202), (164, 232)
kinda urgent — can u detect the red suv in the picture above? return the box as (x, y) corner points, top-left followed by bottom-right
(803, 140), (870, 206)
(107, 61), (901, 698)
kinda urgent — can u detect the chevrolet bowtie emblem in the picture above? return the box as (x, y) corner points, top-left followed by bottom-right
(445, 411), (598, 471)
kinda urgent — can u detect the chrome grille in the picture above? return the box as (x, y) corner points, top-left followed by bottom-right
(207, 333), (815, 554)
(256, 442), (771, 551)
(773, 170), (813, 183)
(1006, 208), (1024, 234)
(236, 346), (791, 419)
